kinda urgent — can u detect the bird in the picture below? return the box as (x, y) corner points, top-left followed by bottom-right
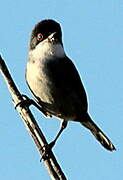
(26, 19), (116, 152)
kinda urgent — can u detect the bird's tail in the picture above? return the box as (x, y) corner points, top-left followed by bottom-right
(80, 113), (116, 151)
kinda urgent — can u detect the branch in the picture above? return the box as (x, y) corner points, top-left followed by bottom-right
(0, 55), (67, 180)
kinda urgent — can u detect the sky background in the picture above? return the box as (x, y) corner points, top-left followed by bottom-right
(0, 0), (123, 179)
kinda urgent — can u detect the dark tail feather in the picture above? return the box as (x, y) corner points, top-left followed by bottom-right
(80, 113), (116, 151)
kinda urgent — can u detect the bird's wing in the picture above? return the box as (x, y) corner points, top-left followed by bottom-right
(48, 56), (88, 110)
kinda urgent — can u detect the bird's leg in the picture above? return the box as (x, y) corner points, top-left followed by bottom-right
(49, 120), (68, 148)
(41, 120), (68, 160)
(15, 94), (50, 117)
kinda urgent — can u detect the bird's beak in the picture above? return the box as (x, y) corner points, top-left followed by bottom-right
(48, 32), (62, 46)
(48, 32), (58, 42)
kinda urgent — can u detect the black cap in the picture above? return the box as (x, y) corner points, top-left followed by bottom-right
(30, 19), (62, 50)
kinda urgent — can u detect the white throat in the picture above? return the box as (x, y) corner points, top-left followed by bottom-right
(29, 39), (65, 62)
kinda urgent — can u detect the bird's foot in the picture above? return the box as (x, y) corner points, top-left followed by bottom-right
(40, 141), (55, 161)
(15, 95), (33, 109)
(15, 94), (50, 117)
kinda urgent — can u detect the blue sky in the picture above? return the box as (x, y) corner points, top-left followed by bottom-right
(0, 0), (123, 179)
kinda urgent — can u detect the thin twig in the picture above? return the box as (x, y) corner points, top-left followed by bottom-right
(0, 55), (67, 180)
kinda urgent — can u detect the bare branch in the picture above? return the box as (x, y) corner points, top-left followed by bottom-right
(0, 55), (67, 180)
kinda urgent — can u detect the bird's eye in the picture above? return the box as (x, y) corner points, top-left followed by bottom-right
(37, 33), (43, 41)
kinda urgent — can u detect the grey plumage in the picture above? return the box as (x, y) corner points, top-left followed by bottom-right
(26, 19), (116, 151)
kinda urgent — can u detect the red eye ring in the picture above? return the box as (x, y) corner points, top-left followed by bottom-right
(37, 33), (43, 41)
